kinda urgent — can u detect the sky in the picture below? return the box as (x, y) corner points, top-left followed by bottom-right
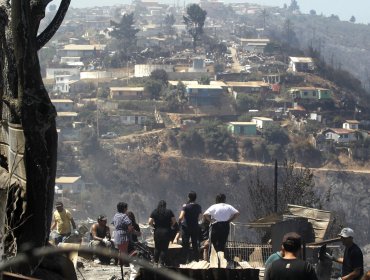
(59, 0), (370, 24)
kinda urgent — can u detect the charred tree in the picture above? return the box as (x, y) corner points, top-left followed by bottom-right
(0, 0), (70, 260)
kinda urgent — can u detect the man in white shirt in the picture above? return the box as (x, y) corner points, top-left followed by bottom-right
(203, 193), (239, 253)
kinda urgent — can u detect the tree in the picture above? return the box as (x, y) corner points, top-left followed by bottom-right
(0, 0), (70, 271)
(183, 4), (207, 52)
(110, 13), (139, 56)
(264, 126), (290, 146)
(164, 13), (176, 35)
(199, 76), (210, 85)
(150, 69), (169, 86)
(288, 0), (300, 12)
(144, 79), (163, 100)
(309, 9), (316, 16)
(350, 16), (356, 23)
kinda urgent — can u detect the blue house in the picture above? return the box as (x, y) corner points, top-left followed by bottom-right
(186, 85), (224, 106)
(228, 122), (257, 136)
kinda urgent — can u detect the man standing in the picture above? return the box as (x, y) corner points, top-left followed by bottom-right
(264, 232), (318, 280)
(326, 228), (363, 280)
(203, 193), (239, 254)
(51, 201), (76, 245)
(178, 191), (202, 262)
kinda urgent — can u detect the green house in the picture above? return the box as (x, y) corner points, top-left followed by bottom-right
(289, 87), (331, 100)
(228, 122), (257, 136)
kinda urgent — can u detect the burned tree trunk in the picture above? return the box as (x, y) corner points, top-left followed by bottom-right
(0, 0), (70, 257)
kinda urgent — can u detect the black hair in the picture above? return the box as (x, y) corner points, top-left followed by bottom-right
(282, 232), (302, 252)
(127, 211), (136, 224)
(216, 193), (226, 203)
(188, 191), (197, 203)
(157, 200), (167, 214)
(117, 202), (128, 213)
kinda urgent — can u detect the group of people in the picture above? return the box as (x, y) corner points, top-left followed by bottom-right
(264, 228), (365, 280)
(149, 192), (240, 266)
(51, 191), (240, 267)
(50, 198), (366, 280)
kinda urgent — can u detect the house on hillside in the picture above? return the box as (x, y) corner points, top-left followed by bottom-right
(55, 176), (85, 194)
(228, 122), (257, 136)
(251, 117), (274, 130)
(323, 128), (357, 144)
(109, 87), (149, 100)
(289, 87), (331, 100)
(238, 38), (270, 53)
(226, 81), (271, 99)
(289, 57), (315, 72)
(51, 99), (74, 112)
(120, 114), (148, 125)
(186, 85), (224, 106)
(58, 44), (106, 58)
(53, 74), (72, 93)
(343, 120), (359, 130)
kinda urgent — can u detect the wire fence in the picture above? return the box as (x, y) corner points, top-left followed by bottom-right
(226, 242), (272, 268)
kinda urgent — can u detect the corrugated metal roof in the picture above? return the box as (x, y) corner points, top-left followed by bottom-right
(56, 176), (81, 184)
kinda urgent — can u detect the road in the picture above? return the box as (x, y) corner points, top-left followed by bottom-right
(230, 47), (243, 73)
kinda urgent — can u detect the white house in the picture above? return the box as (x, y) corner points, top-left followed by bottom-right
(51, 99), (74, 112)
(289, 57), (315, 72)
(55, 176), (85, 194)
(53, 74), (72, 93)
(343, 120), (359, 130)
(252, 117), (274, 130)
(324, 128), (357, 143)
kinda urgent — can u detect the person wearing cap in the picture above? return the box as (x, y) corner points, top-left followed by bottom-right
(90, 215), (114, 264)
(51, 201), (77, 245)
(203, 193), (239, 254)
(326, 228), (363, 280)
(264, 232), (318, 280)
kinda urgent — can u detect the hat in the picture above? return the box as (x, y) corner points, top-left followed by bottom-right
(338, 228), (354, 238)
(282, 232), (302, 251)
(55, 201), (63, 207)
(98, 214), (107, 221)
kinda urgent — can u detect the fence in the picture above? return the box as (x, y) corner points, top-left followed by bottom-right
(226, 242), (272, 268)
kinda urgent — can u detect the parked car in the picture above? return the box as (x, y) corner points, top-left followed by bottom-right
(101, 132), (118, 139)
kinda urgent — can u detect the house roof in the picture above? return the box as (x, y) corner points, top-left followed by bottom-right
(289, 57), (314, 63)
(62, 44), (106, 51)
(325, 128), (355, 135)
(168, 80), (199, 86)
(56, 176), (81, 184)
(229, 122), (256, 126)
(57, 112), (78, 117)
(51, 99), (74, 103)
(210, 81), (228, 87)
(186, 85), (223, 89)
(110, 87), (145, 91)
(239, 38), (270, 43)
(344, 120), (360, 124)
(252, 117), (273, 121)
(226, 81), (270, 87)
(289, 87), (329, 91)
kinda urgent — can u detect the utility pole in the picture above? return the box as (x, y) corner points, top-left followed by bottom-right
(274, 159), (278, 213)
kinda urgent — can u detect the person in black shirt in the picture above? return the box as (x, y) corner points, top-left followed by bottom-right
(264, 232), (318, 280)
(178, 191), (202, 263)
(326, 228), (363, 280)
(149, 200), (176, 266)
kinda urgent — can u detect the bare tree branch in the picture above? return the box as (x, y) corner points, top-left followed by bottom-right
(36, 0), (70, 50)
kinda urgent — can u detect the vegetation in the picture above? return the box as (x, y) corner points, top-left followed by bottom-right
(183, 4), (207, 51)
(110, 13), (140, 62)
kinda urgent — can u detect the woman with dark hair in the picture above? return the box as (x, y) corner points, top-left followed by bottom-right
(148, 200), (176, 266)
(112, 202), (133, 266)
(127, 211), (141, 253)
